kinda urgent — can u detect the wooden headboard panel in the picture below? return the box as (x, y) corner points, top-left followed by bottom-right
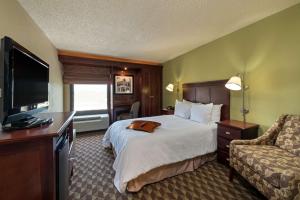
(182, 80), (230, 121)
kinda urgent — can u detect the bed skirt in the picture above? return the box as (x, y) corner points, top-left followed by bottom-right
(112, 147), (216, 192)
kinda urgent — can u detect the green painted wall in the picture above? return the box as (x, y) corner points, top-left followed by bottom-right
(163, 4), (300, 132)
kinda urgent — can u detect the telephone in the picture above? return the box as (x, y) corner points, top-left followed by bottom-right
(166, 106), (174, 110)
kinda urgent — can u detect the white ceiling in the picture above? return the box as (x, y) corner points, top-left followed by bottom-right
(18, 0), (300, 63)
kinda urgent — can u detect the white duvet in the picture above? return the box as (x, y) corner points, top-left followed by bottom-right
(102, 115), (217, 193)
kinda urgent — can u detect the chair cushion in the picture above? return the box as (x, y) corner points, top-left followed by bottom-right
(232, 145), (300, 188)
(275, 115), (300, 156)
(118, 113), (133, 120)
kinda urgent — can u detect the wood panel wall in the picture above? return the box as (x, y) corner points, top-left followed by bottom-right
(63, 64), (110, 84)
(112, 68), (141, 107)
(58, 50), (163, 120)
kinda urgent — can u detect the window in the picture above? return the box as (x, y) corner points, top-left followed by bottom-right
(73, 84), (107, 111)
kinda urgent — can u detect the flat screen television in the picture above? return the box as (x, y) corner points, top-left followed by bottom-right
(0, 36), (49, 126)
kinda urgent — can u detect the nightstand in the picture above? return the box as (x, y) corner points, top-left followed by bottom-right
(161, 108), (174, 115)
(216, 120), (259, 165)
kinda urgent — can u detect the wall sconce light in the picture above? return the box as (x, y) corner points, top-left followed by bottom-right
(225, 73), (249, 123)
(166, 83), (174, 92)
(166, 81), (179, 99)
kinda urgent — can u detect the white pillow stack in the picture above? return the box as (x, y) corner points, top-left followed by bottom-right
(174, 99), (222, 123)
(190, 103), (213, 124)
(174, 100), (192, 119)
(211, 104), (223, 123)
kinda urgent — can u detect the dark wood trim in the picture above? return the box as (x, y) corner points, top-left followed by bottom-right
(58, 49), (161, 66)
(70, 84), (74, 111)
(229, 167), (234, 181)
(59, 56), (162, 70)
(182, 80), (228, 88)
(216, 120), (259, 130)
(0, 112), (75, 145)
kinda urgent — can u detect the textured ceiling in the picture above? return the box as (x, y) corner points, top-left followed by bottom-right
(18, 0), (300, 63)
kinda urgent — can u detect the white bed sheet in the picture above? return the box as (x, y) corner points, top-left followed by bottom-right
(102, 115), (217, 193)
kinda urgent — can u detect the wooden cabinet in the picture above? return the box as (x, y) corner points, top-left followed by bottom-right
(216, 120), (259, 165)
(0, 112), (75, 200)
(140, 67), (162, 117)
(111, 66), (162, 122)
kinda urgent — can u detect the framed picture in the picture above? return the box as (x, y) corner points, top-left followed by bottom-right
(114, 75), (134, 94)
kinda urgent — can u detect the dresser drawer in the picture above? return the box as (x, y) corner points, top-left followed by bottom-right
(216, 120), (259, 166)
(217, 126), (242, 140)
(217, 136), (231, 151)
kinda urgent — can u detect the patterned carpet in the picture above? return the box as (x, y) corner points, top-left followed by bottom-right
(69, 132), (266, 200)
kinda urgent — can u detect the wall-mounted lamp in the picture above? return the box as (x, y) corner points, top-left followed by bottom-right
(166, 83), (174, 92)
(166, 82), (179, 99)
(225, 76), (242, 90)
(225, 73), (249, 123)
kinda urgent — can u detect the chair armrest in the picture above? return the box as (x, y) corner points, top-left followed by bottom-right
(230, 132), (278, 146)
(230, 139), (257, 145)
(229, 134), (280, 167)
(229, 138), (262, 162)
(231, 114), (287, 146)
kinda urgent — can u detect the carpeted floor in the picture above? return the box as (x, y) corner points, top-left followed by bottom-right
(69, 132), (266, 200)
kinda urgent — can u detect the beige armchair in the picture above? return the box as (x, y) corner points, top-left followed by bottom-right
(229, 115), (300, 200)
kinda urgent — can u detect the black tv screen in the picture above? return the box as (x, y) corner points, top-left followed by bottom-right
(13, 48), (49, 107)
(0, 36), (49, 124)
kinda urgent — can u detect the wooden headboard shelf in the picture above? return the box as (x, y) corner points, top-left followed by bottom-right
(182, 80), (230, 121)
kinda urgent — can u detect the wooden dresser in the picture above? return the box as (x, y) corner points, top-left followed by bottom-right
(216, 120), (259, 165)
(0, 112), (75, 200)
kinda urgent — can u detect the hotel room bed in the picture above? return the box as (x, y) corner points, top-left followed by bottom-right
(102, 115), (218, 193)
(102, 80), (231, 193)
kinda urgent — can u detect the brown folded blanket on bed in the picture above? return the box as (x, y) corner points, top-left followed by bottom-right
(127, 120), (161, 133)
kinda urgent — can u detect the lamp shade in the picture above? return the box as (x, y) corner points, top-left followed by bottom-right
(225, 76), (241, 90)
(166, 83), (174, 92)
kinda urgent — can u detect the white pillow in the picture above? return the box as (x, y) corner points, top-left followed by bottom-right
(175, 99), (182, 104)
(211, 104), (223, 123)
(174, 101), (191, 119)
(190, 103), (213, 124)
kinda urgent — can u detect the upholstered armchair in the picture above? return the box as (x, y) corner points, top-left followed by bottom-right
(229, 115), (300, 200)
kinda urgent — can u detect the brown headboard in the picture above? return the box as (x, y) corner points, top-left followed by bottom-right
(182, 80), (230, 121)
